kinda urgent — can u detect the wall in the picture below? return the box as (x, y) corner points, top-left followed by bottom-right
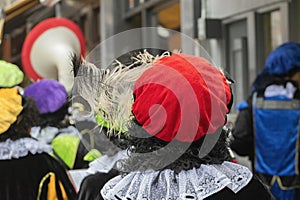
(289, 0), (300, 42)
(206, 0), (287, 19)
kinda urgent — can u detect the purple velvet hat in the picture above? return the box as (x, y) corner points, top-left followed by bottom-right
(24, 79), (68, 114)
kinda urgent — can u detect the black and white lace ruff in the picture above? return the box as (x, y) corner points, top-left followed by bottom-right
(101, 161), (253, 200)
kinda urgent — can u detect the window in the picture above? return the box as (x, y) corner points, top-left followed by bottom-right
(261, 10), (283, 58)
(256, 9), (283, 71)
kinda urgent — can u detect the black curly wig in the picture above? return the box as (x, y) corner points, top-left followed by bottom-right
(38, 101), (70, 129)
(0, 96), (40, 142)
(117, 120), (232, 174)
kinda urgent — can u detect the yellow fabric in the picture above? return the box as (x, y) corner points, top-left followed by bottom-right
(37, 172), (68, 200)
(0, 88), (23, 134)
(37, 172), (52, 200)
(47, 173), (68, 200)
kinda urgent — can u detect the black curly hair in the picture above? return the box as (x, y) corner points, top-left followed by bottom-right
(38, 101), (70, 129)
(117, 120), (232, 174)
(0, 96), (40, 142)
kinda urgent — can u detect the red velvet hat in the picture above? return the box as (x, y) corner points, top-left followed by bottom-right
(132, 54), (231, 142)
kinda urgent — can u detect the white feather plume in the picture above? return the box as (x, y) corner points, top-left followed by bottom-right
(74, 50), (170, 136)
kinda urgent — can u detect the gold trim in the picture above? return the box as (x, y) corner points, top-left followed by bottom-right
(276, 176), (300, 190)
(37, 172), (54, 200)
(270, 176), (277, 186)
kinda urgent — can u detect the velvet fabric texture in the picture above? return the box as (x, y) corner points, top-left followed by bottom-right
(0, 152), (76, 200)
(0, 88), (23, 134)
(132, 54), (231, 142)
(263, 42), (300, 75)
(0, 60), (24, 87)
(24, 79), (68, 114)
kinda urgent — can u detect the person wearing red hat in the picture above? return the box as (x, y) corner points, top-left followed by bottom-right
(74, 50), (274, 199)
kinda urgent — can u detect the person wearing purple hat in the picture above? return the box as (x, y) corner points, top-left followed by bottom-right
(24, 79), (68, 114)
(231, 42), (300, 200)
(24, 79), (90, 170)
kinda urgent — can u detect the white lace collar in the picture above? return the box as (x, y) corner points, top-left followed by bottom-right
(0, 137), (52, 160)
(88, 150), (128, 174)
(101, 161), (253, 200)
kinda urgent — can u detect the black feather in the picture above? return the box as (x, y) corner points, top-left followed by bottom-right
(71, 53), (82, 77)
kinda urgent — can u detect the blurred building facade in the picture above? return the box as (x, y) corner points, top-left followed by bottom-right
(0, 0), (100, 70)
(100, 0), (300, 112)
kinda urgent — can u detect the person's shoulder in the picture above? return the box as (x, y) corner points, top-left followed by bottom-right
(81, 169), (120, 186)
(206, 175), (274, 200)
(78, 169), (120, 200)
(237, 100), (249, 111)
(236, 175), (274, 199)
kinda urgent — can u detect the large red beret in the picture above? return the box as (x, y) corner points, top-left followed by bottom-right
(132, 54), (231, 142)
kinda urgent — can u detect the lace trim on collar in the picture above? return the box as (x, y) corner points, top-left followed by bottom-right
(101, 161), (253, 200)
(0, 138), (52, 160)
(88, 150), (128, 174)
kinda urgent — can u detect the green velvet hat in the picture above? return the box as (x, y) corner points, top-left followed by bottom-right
(0, 60), (24, 87)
